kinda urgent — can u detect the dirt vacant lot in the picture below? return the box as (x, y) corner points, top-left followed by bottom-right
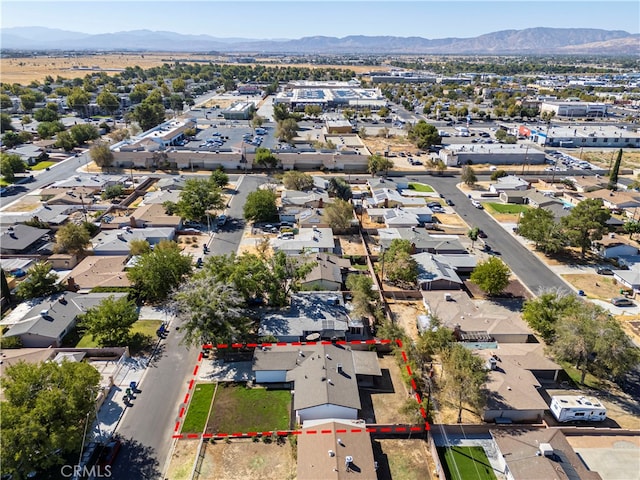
(165, 440), (199, 480)
(373, 439), (433, 480)
(199, 439), (295, 480)
(1, 53), (385, 85)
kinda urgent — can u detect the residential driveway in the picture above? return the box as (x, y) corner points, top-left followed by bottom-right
(197, 360), (253, 382)
(592, 299), (640, 316)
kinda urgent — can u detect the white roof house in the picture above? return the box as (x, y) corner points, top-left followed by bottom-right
(271, 227), (335, 255)
(490, 175), (529, 192)
(91, 227), (175, 255)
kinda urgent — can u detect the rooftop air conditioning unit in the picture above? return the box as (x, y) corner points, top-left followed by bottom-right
(539, 443), (554, 457)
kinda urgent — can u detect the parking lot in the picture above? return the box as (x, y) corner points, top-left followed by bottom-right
(185, 122), (278, 152)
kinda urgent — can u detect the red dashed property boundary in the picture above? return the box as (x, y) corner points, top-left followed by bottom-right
(172, 339), (430, 439)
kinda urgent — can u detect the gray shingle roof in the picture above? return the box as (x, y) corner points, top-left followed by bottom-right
(0, 224), (50, 252)
(4, 292), (128, 343)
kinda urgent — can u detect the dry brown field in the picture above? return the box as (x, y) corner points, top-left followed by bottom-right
(0, 52), (387, 85)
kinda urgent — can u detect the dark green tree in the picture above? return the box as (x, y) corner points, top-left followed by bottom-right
(173, 277), (250, 346)
(90, 142), (114, 169)
(175, 178), (224, 222)
(283, 170), (313, 191)
(367, 154), (394, 177)
(254, 148), (278, 169)
(96, 90), (120, 116)
(461, 165), (477, 186)
(1, 113), (15, 133)
(470, 257), (510, 296)
(243, 189), (278, 222)
(607, 148), (622, 191)
(15, 262), (60, 300)
(561, 198), (610, 258)
(522, 290), (580, 342)
(552, 303), (640, 384)
(54, 223), (91, 256)
(0, 153), (26, 182)
(441, 344), (487, 423)
(80, 295), (138, 346)
(328, 177), (353, 200)
(0, 361), (100, 478)
(518, 207), (565, 254)
(127, 240), (193, 303)
(407, 120), (441, 150)
(209, 168), (229, 188)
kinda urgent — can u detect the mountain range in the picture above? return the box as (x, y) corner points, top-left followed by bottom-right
(2, 26), (639, 55)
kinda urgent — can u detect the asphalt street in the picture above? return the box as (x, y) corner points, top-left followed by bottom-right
(405, 173), (570, 295)
(109, 174), (263, 479)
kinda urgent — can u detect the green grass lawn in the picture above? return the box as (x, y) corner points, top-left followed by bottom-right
(437, 446), (497, 480)
(75, 320), (162, 349)
(486, 202), (529, 214)
(182, 383), (216, 433)
(206, 384), (290, 433)
(30, 161), (56, 171)
(408, 182), (435, 193)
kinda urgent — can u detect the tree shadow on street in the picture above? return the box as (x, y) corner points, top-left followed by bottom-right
(110, 436), (161, 480)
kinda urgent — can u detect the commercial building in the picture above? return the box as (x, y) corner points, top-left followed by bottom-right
(540, 101), (608, 118)
(520, 123), (640, 148)
(438, 143), (546, 166)
(221, 101), (255, 120)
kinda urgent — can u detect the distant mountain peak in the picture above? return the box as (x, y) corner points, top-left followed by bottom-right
(1, 26), (637, 55)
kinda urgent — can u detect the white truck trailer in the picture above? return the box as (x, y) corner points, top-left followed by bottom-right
(549, 395), (606, 422)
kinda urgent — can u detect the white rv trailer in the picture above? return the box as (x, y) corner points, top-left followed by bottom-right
(549, 395), (606, 422)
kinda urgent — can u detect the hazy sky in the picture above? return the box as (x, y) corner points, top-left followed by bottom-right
(2, 1), (638, 39)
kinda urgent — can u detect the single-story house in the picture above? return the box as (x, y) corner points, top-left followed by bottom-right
(259, 292), (365, 342)
(594, 236), (638, 259)
(524, 191), (563, 209)
(366, 206), (433, 228)
(0, 225), (50, 254)
(422, 290), (531, 344)
(5, 144), (46, 165)
(156, 177), (187, 191)
(271, 227), (335, 255)
(582, 190), (640, 211)
(39, 186), (97, 206)
(300, 253), (351, 291)
(253, 344), (382, 422)
(491, 429), (603, 480)
(612, 264), (640, 291)
(499, 191), (528, 204)
(368, 188), (427, 208)
(91, 227), (175, 256)
(297, 419), (377, 479)
(2, 292), (128, 348)
(129, 203), (182, 229)
(62, 256), (131, 293)
(413, 253), (463, 290)
(378, 228), (466, 255)
(141, 189), (181, 205)
(297, 208), (329, 229)
(489, 175), (529, 193)
(281, 190), (331, 208)
(476, 348), (551, 423)
(0, 205), (73, 228)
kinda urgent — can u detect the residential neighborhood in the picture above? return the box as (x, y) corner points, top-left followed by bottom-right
(1, 9), (640, 480)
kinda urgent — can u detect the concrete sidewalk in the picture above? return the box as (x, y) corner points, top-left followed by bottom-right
(90, 356), (148, 443)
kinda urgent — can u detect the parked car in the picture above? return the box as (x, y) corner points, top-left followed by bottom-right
(596, 267), (614, 275)
(98, 439), (122, 467)
(477, 229), (487, 238)
(471, 200), (484, 209)
(445, 199), (454, 206)
(611, 297), (634, 307)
